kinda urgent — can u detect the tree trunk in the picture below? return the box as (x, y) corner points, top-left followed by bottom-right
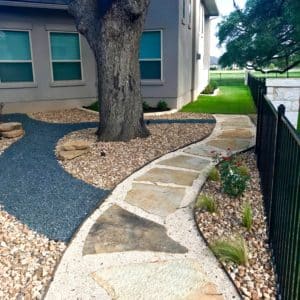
(69, 0), (150, 141)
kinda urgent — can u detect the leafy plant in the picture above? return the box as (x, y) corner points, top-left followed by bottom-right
(219, 159), (249, 197)
(201, 81), (218, 94)
(195, 194), (217, 213)
(208, 167), (220, 181)
(211, 237), (248, 265)
(143, 101), (150, 111)
(156, 100), (169, 111)
(241, 201), (253, 231)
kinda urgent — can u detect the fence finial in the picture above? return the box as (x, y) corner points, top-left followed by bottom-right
(278, 104), (286, 116)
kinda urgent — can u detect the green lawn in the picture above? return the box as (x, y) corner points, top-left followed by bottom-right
(181, 85), (256, 114)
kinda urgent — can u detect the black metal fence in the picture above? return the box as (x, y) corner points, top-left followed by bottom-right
(248, 74), (300, 300)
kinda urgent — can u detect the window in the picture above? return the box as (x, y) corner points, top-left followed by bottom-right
(182, 0), (186, 22)
(139, 31), (162, 80)
(49, 32), (82, 81)
(0, 30), (34, 83)
(188, 0), (192, 28)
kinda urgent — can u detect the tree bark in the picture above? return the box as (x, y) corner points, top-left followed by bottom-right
(69, 0), (150, 141)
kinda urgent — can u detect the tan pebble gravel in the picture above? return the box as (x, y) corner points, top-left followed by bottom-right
(28, 108), (99, 123)
(0, 208), (66, 299)
(0, 136), (22, 155)
(195, 150), (277, 299)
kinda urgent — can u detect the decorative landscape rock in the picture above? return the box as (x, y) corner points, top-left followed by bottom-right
(125, 183), (185, 217)
(91, 259), (218, 300)
(83, 205), (188, 255)
(57, 139), (92, 160)
(57, 149), (88, 161)
(60, 140), (92, 151)
(1, 129), (24, 139)
(0, 122), (22, 132)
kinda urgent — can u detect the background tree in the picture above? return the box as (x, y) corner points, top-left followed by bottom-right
(218, 0), (300, 73)
(69, 0), (150, 141)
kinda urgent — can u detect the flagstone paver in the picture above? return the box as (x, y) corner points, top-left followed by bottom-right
(46, 115), (255, 300)
(158, 155), (210, 171)
(136, 167), (199, 186)
(83, 205), (188, 255)
(91, 259), (218, 300)
(125, 183), (185, 217)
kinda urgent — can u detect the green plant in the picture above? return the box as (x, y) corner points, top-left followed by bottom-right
(156, 100), (169, 111)
(195, 194), (217, 213)
(143, 101), (150, 111)
(210, 80), (218, 90)
(241, 201), (253, 231)
(201, 84), (215, 94)
(219, 159), (249, 197)
(237, 164), (250, 177)
(211, 237), (248, 265)
(208, 167), (220, 181)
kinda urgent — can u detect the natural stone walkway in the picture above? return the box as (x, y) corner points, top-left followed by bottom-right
(46, 115), (255, 300)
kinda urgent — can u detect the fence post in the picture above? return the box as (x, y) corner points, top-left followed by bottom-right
(255, 86), (266, 154)
(269, 104), (286, 232)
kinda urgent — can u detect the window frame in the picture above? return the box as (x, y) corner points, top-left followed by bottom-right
(139, 29), (163, 84)
(48, 30), (84, 85)
(0, 29), (36, 87)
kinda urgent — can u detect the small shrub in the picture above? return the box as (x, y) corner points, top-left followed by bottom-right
(195, 194), (217, 213)
(201, 81), (218, 94)
(143, 101), (150, 111)
(241, 201), (253, 231)
(237, 165), (251, 177)
(219, 160), (249, 197)
(211, 237), (248, 265)
(208, 167), (220, 181)
(156, 100), (169, 111)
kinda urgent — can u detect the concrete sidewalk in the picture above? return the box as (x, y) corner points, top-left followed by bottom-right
(46, 115), (256, 300)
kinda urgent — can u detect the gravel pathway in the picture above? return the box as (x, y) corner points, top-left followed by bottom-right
(0, 114), (109, 242)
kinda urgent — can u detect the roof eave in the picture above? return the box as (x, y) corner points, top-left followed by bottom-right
(0, 0), (68, 10)
(203, 0), (219, 17)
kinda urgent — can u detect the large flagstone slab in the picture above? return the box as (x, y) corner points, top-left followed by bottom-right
(125, 183), (185, 217)
(136, 168), (199, 186)
(207, 139), (250, 151)
(158, 155), (210, 171)
(83, 205), (187, 255)
(220, 119), (252, 128)
(184, 145), (221, 158)
(217, 128), (254, 139)
(91, 259), (221, 300)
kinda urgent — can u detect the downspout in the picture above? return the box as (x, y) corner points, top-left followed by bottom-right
(191, 0), (197, 102)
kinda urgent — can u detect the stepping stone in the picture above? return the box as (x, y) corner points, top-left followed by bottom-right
(217, 129), (254, 139)
(91, 259), (213, 300)
(158, 155), (210, 171)
(0, 122), (22, 132)
(184, 145), (221, 158)
(136, 168), (199, 186)
(125, 183), (185, 217)
(207, 139), (250, 151)
(1, 129), (24, 138)
(220, 119), (252, 128)
(60, 140), (92, 151)
(83, 205), (187, 255)
(57, 149), (88, 161)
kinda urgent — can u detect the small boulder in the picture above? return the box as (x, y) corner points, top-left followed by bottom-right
(57, 149), (88, 161)
(61, 140), (92, 151)
(0, 122), (22, 132)
(1, 129), (24, 138)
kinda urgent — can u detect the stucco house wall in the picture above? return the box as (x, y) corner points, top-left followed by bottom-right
(0, 0), (218, 113)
